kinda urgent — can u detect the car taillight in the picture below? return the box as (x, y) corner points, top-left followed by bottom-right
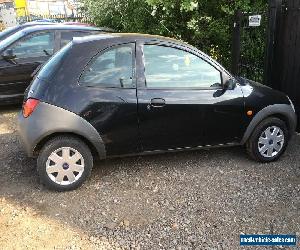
(22, 98), (40, 118)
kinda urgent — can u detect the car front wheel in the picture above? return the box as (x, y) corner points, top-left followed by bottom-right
(37, 136), (93, 191)
(246, 117), (289, 162)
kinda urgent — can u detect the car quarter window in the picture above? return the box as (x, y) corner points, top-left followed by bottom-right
(143, 45), (222, 88)
(9, 32), (54, 59)
(79, 44), (134, 88)
(60, 31), (92, 47)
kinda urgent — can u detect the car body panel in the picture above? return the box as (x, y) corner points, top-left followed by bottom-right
(74, 87), (139, 156)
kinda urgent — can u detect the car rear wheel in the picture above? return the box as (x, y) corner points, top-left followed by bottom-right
(246, 117), (288, 162)
(37, 136), (93, 191)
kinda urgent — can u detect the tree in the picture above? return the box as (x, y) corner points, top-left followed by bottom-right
(83, 0), (267, 69)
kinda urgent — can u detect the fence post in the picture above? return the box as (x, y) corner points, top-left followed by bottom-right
(231, 9), (242, 75)
(264, 0), (282, 86)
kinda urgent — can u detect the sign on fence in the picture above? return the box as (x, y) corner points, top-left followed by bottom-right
(249, 15), (262, 27)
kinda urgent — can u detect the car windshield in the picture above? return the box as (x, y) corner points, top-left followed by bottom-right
(0, 30), (24, 51)
(0, 26), (21, 41)
(36, 42), (72, 81)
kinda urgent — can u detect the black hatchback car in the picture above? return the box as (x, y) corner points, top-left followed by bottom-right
(18, 34), (296, 191)
(0, 25), (108, 104)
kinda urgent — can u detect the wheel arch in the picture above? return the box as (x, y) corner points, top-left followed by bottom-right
(18, 102), (107, 159)
(33, 132), (100, 159)
(241, 104), (297, 145)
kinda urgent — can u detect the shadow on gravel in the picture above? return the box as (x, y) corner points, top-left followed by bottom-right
(0, 113), (299, 249)
(0, 104), (21, 113)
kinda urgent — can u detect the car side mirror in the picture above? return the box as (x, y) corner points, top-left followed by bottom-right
(2, 49), (16, 60)
(223, 79), (236, 90)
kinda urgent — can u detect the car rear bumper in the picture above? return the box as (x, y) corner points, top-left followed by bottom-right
(18, 101), (106, 158)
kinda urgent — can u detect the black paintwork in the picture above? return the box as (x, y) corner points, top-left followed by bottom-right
(0, 25), (108, 104)
(27, 33), (293, 157)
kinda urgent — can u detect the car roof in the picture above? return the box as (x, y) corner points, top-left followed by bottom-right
(73, 33), (187, 46)
(20, 24), (110, 34)
(22, 21), (56, 27)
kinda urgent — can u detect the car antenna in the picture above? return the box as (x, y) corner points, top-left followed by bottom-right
(143, 7), (181, 41)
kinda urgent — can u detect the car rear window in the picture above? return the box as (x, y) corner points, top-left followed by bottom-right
(36, 42), (72, 81)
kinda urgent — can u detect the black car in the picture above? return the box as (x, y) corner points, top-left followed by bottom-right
(18, 34), (297, 191)
(0, 21), (101, 42)
(0, 25), (109, 104)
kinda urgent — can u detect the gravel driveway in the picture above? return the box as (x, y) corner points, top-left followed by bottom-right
(0, 106), (299, 250)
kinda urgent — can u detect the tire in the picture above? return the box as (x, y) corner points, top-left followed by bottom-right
(246, 117), (288, 162)
(37, 136), (93, 191)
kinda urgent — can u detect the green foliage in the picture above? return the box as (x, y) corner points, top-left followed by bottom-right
(83, 0), (267, 70)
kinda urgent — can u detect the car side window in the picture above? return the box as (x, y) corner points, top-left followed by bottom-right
(60, 31), (90, 47)
(80, 44), (134, 88)
(9, 32), (54, 59)
(143, 45), (222, 88)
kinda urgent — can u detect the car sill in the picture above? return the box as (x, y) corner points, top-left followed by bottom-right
(105, 142), (240, 159)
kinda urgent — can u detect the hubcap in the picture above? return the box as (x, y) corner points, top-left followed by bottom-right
(258, 126), (285, 158)
(46, 147), (85, 186)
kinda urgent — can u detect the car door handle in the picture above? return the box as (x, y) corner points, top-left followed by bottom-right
(150, 98), (166, 108)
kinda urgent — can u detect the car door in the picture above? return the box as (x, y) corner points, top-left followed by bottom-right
(77, 43), (139, 156)
(0, 31), (55, 101)
(137, 42), (245, 152)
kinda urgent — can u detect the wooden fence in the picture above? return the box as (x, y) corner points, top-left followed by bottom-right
(266, 0), (300, 127)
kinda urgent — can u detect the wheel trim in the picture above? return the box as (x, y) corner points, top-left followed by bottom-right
(46, 147), (85, 186)
(258, 126), (285, 158)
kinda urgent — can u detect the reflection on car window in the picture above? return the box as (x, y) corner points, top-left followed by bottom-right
(80, 44), (133, 88)
(0, 25), (20, 41)
(60, 31), (87, 47)
(9, 32), (54, 59)
(37, 43), (72, 81)
(143, 45), (221, 88)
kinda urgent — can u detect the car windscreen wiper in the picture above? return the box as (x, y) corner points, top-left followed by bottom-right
(43, 49), (51, 56)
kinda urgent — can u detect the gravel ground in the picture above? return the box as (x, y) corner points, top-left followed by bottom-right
(0, 106), (299, 250)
